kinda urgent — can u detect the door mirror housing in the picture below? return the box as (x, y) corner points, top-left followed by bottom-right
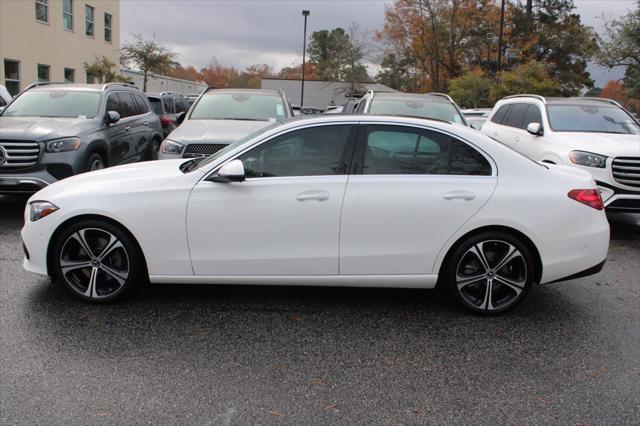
(176, 111), (186, 125)
(526, 122), (542, 136)
(107, 110), (120, 124)
(208, 159), (245, 182)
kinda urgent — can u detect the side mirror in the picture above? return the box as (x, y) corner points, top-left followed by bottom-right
(470, 122), (481, 130)
(107, 110), (120, 124)
(526, 122), (542, 136)
(176, 111), (186, 125)
(207, 159), (245, 182)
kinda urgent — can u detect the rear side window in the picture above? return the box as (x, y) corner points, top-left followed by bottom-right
(163, 97), (176, 114)
(175, 96), (189, 113)
(148, 97), (163, 115)
(362, 125), (491, 176)
(522, 104), (542, 127)
(491, 105), (510, 124)
(503, 103), (528, 129)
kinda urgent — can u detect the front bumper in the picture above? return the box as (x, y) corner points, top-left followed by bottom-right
(0, 173), (53, 193)
(597, 182), (640, 213)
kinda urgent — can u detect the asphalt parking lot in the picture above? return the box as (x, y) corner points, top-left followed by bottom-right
(1, 194), (639, 425)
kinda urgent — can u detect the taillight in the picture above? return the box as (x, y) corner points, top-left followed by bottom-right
(159, 115), (174, 126)
(568, 189), (604, 210)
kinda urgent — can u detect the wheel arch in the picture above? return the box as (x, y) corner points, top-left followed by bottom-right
(86, 139), (110, 166)
(437, 225), (543, 285)
(46, 214), (149, 279)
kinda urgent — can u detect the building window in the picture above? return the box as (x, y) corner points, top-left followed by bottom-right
(37, 64), (50, 82)
(86, 72), (95, 84)
(35, 0), (48, 23)
(3, 60), (20, 96)
(85, 4), (94, 37)
(64, 68), (75, 83)
(104, 13), (112, 43)
(63, 0), (73, 31)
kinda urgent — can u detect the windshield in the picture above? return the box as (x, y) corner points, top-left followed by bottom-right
(547, 104), (640, 134)
(190, 92), (286, 121)
(369, 98), (465, 124)
(2, 90), (101, 118)
(183, 122), (281, 172)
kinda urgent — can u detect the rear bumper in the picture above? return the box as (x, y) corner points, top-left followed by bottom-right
(547, 259), (606, 284)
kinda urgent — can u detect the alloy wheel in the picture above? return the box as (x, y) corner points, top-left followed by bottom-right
(59, 228), (130, 299)
(89, 158), (104, 171)
(455, 240), (527, 312)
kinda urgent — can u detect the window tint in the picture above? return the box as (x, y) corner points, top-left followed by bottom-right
(362, 125), (491, 176)
(116, 92), (137, 118)
(503, 103), (528, 129)
(106, 93), (120, 115)
(133, 94), (150, 114)
(237, 125), (353, 178)
(163, 97), (175, 114)
(175, 96), (189, 113)
(491, 105), (510, 124)
(369, 97), (464, 124)
(522, 104), (543, 128)
(148, 97), (163, 115)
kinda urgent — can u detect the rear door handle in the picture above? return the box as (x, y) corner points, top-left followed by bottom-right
(443, 191), (476, 201)
(143, 121), (149, 127)
(124, 126), (131, 131)
(515, 136), (520, 142)
(296, 191), (329, 202)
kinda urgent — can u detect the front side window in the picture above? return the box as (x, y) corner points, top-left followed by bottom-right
(64, 68), (75, 83)
(104, 13), (112, 42)
(63, 0), (73, 30)
(37, 64), (50, 82)
(522, 104), (543, 128)
(547, 104), (640, 134)
(362, 125), (491, 176)
(133, 94), (150, 114)
(502, 103), (528, 129)
(35, 0), (48, 23)
(116, 92), (137, 118)
(2, 90), (101, 118)
(4, 59), (20, 96)
(369, 97), (465, 124)
(85, 4), (94, 37)
(190, 92), (286, 121)
(237, 125), (354, 178)
(491, 105), (510, 124)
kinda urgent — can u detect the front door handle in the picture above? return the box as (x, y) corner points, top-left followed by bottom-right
(124, 126), (131, 131)
(143, 121), (149, 127)
(296, 191), (329, 202)
(443, 191), (476, 201)
(515, 136), (520, 142)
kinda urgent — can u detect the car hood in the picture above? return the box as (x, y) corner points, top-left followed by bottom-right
(31, 159), (193, 202)
(166, 119), (274, 145)
(0, 116), (96, 141)
(554, 132), (640, 157)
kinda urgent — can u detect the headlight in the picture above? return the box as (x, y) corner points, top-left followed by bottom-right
(45, 137), (82, 153)
(30, 201), (59, 221)
(569, 151), (607, 168)
(162, 139), (184, 154)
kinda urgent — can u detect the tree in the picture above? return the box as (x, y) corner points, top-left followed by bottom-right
(599, 80), (627, 104)
(83, 56), (130, 83)
(448, 69), (494, 108)
(166, 62), (202, 83)
(278, 62), (318, 80)
(491, 61), (561, 100)
(120, 34), (176, 91)
(376, 53), (418, 92)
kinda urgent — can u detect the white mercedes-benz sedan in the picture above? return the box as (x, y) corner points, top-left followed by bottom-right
(21, 115), (610, 314)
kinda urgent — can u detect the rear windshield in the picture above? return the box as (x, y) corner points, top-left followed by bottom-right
(547, 104), (640, 134)
(148, 97), (164, 115)
(369, 98), (465, 124)
(190, 92), (286, 121)
(2, 90), (101, 118)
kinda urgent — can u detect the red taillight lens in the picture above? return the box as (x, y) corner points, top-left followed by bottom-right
(568, 189), (604, 210)
(159, 115), (173, 126)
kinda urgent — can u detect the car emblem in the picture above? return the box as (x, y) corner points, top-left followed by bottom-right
(0, 146), (7, 166)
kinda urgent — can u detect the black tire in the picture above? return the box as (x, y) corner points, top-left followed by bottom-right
(51, 219), (145, 302)
(85, 152), (106, 172)
(444, 231), (535, 315)
(148, 138), (161, 161)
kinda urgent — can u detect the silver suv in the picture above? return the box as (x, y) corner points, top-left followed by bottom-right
(0, 82), (162, 194)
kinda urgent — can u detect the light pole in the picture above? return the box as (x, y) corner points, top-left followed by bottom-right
(497, 0), (505, 72)
(301, 10), (310, 108)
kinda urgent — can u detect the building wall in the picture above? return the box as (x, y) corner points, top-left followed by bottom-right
(121, 69), (207, 96)
(0, 0), (120, 95)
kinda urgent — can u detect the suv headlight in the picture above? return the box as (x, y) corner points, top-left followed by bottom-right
(30, 201), (59, 221)
(569, 151), (607, 168)
(45, 137), (82, 153)
(162, 139), (184, 155)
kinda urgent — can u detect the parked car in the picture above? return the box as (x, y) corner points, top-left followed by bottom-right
(22, 115), (609, 314)
(159, 88), (292, 160)
(482, 95), (640, 212)
(0, 82), (162, 193)
(146, 92), (190, 139)
(462, 108), (492, 130)
(356, 91), (469, 126)
(0, 84), (12, 111)
(342, 98), (359, 114)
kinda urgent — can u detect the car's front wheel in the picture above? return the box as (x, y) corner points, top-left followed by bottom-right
(51, 220), (144, 302)
(445, 232), (535, 314)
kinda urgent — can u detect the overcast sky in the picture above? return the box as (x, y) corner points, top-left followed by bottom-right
(121, 0), (637, 87)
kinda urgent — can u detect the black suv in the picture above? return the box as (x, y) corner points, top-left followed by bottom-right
(0, 82), (163, 194)
(146, 91), (191, 139)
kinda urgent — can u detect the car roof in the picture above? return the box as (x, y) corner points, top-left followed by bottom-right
(500, 94), (622, 107)
(371, 92), (453, 103)
(203, 88), (282, 97)
(30, 83), (104, 92)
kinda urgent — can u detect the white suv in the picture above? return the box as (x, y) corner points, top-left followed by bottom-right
(482, 95), (640, 212)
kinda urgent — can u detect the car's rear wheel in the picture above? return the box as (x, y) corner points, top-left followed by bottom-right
(52, 220), (144, 302)
(149, 138), (160, 161)
(445, 232), (535, 314)
(85, 152), (105, 172)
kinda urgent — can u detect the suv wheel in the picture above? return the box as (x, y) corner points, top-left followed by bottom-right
(86, 152), (105, 172)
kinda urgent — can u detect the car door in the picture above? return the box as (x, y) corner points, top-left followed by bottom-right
(499, 103), (530, 154)
(130, 93), (154, 160)
(104, 92), (131, 166)
(484, 104), (511, 143)
(516, 104), (545, 160)
(186, 123), (357, 276)
(339, 124), (497, 275)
